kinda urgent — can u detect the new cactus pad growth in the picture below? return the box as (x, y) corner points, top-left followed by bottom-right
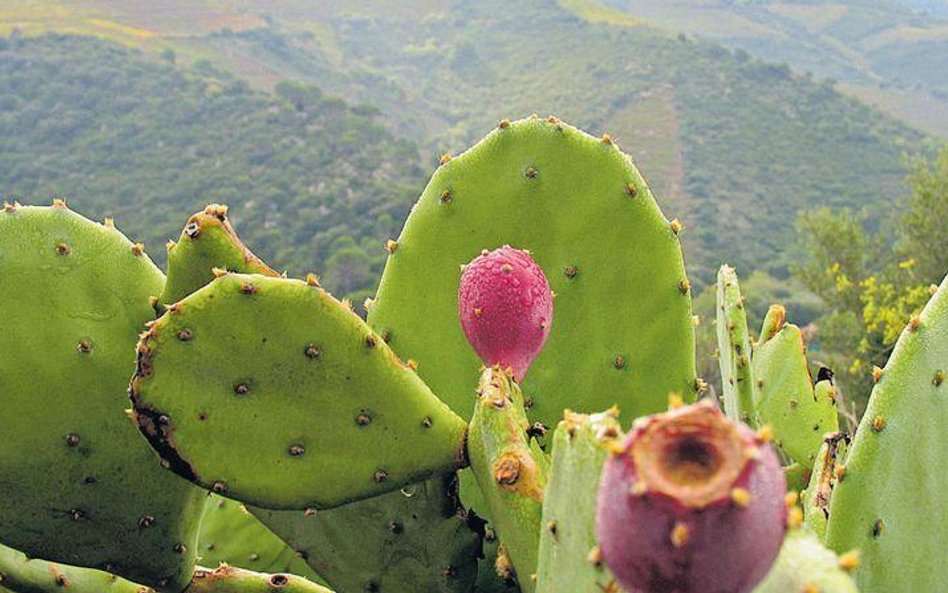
(458, 246), (553, 380)
(596, 402), (786, 593)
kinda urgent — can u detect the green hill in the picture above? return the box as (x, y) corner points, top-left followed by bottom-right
(183, 0), (927, 283)
(615, 0), (948, 137)
(0, 0), (934, 286)
(0, 34), (422, 303)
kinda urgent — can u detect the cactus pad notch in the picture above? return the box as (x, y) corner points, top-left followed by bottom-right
(130, 272), (469, 509)
(0, 204), (206, 591)
(368, 116), (697, 429)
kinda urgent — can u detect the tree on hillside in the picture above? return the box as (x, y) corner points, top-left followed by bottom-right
(795, 145), (948, 411)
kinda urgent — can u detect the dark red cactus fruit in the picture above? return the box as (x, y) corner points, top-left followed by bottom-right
(596, 401), (786, 593)
(458, 245), (553, 381)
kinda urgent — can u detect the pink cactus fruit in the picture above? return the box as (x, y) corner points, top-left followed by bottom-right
(596, 401), (787, 593)
(458, 245), (553, 381)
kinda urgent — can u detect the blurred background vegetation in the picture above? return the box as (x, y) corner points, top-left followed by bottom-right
(0, 0), (945, 415)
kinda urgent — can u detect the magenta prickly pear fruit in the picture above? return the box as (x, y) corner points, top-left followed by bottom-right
(458, 245), (553, 380)
(596, 401), (786, 593)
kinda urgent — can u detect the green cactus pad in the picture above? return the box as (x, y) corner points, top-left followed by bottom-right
(130, 272), (468, 509)
(825, 276), (948, 592)
(535, 411), (622, 593)
(468, 367), (550, 593)
(752, 308), (838, 464)
(752, 528), (858, 593)
(160, 204), (278, 305)
(0, 543), (153, 593)
(197, 496), (319, 581)
(184, 566), (332, 593)
(803, 432), (849, 542)
(783, 462), (813, 495)
(251, 474), (480, 593)
(368, 116), (696, 429)
(0, 204), (206, 590)
(716, 264), (757, 426)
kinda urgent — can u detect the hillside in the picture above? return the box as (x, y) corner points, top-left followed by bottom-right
(615, 0), (948, 137)
(0, 34), (423, 303)
(0, 0), (932, 286)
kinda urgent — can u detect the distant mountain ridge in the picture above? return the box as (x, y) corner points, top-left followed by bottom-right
(0, 0), (935, 286)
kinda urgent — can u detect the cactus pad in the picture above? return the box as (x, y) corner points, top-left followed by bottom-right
(130, 272), (468, 509)
(467, 367), (550, 593)
(753, 528), (858, 593)
(752, 308), (838, 464)
(716, 265), (757, 426)
(160, 204), (278, 305)
(251, 475), (481, 593)
(368, 116), (696, 429)
(0, 204), (205, 590)
(197, 497), (319, 581)
(535, 410), (622, 593)
(825, 275), (948, 591)
(0, 543), (153, 593)
(184, 566), (332, 593)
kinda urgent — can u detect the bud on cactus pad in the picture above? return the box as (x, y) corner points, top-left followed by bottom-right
(596, 401), (786, 593)
(458, 246), (553, 380)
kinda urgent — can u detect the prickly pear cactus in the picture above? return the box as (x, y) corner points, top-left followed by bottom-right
(468, 367), (550, 593)
(0, 543), (153, 593)
(752, 528), (858, 593)
(198, 497), (320, 581)
(825, 275), (948, 592)
(251, 475), (481, 593)
(161, 204), (278, 305)
(752, 305), (838, 464)
(535, 410), (622, 593)
(368, 116), (697, 429)
(0, 203), (206, 591)
(716, 264), (757, 426)
(129, 272), (468, 509)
